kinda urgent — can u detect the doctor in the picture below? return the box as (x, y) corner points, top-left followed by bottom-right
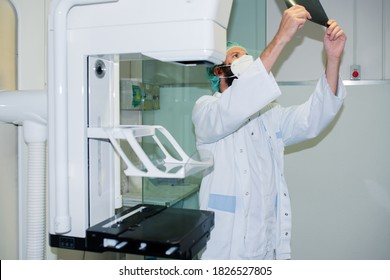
(192, 5), (347, 259)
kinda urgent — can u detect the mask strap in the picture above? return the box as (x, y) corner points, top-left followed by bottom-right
(215, 64), (236, 79)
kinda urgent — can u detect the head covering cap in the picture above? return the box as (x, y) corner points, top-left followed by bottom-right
(226, 41), (247, 53)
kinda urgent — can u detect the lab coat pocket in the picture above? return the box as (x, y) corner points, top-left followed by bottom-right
(201, 208), (236, 259)
(275, 131), (285, 153)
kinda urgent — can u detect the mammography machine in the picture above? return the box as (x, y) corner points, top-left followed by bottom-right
(48, 0), (232, 258)
(47, 0), (232, 259)
(1, 0), (233, 259)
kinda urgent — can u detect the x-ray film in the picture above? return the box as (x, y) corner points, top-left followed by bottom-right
(284, 0), (329, 26)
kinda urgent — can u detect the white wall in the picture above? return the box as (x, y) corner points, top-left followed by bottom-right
(0, 124), (18, 260)
(385, 1), (390, 79)
(278, 82), (390, 260)
(0, 0), (16, 89)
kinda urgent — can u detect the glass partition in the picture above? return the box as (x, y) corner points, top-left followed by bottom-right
(119, 55), (212, 210)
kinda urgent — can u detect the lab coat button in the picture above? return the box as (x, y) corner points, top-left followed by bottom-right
(245, 192), (249, 196)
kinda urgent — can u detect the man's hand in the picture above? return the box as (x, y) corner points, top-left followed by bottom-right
(324, 20), (347, 61)
(275, 5), (312, 44)
(324, 20), (347, 95)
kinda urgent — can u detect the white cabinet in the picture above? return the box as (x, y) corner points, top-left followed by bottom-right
(266, 0), (390, 81)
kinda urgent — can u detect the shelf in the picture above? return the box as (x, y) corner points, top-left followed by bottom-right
(88, 125), (213, 179)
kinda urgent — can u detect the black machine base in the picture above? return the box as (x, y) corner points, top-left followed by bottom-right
(85, 204), (214, 259)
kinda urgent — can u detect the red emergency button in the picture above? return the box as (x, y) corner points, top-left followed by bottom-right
(350, 65), (361, 80)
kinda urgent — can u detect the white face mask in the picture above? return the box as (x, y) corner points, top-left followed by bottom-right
(230, 55), (254, 77)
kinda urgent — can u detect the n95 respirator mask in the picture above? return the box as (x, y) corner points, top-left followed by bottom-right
(230, 55), (254, 77)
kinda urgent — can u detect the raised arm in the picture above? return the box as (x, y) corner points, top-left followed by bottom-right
(260, 5), (311, 73)
(324, 19), (347, 95)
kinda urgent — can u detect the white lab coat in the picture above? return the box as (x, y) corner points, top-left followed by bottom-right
(192, 58), (346, 259)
